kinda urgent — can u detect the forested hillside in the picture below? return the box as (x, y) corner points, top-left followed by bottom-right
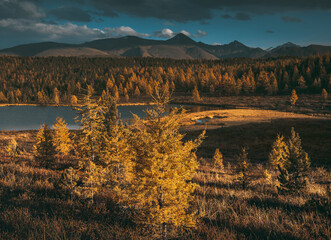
(0, 55), (330, 104)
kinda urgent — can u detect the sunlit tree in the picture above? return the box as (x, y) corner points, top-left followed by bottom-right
(6, 139), (20, 159)
(34, 124), (56, 168)
(278, 128), (311, 193)
(52, 117), (73, 155)
(290, 89), (298, 106)
(128, 92), (204, 238)
(269, 134), (289, 169)
(192, 86), (201, 102)
(213, 148), (224, 170)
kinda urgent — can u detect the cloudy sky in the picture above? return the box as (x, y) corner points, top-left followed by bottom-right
(1, 0), (331, 49)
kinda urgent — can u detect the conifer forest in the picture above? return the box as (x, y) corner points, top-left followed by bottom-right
(0, 55), (330, 240)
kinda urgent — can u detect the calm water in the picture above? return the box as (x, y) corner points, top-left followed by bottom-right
(0, 104), (220, 130)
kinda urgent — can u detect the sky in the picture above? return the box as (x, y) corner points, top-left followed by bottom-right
(0, 0), (331, 49)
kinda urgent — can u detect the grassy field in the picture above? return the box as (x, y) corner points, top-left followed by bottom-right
(0, 108), (330, 239)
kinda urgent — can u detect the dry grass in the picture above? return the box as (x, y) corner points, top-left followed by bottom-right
(0, 117), (330, 239)
(0, 156), (329, 239)
(180, 108), (324, 131)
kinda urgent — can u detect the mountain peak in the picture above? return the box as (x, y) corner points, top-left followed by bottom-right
(228, 40), (246, 47)
(166, 33), (196, 45)
(279, 42), (299, 48)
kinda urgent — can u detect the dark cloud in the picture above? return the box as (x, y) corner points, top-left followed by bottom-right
(234, 13), (251, 20)
(221, 14), (232, 19)
(221, 13), (251, 21)
(2, 0), (331, 22)
(0, 19), (149, 48)
(82, 0), (331, 22)
(0, 0), (45, 20)
(90, 0), (214, 22)
(266, 30), (274, 34)
(50, 6), (92, 22)
(200, 21), (210, 25)
(282, 16), (302, 23)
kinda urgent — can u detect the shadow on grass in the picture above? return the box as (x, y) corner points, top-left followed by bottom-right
(247, 195), (304, 213)
(202, 217), (302, 240)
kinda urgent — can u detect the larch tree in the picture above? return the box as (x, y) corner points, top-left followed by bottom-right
(70, 95), (78, 105)
(278, 128), (311, 193)
(34, 124), (56, 168)
(128, 92), (204, 238)
(52, 117), (73, 156)
(192, 86), (201, 102)
(98, 90), (134, 201)
(54, 87), (60, 105)
(75, 88), (105, 201)
(290, 89), (298, 106)
(235, 147), (251, 190)
(6, 139), (20, 159)
(213, 148), (224, 171)
(268, 134), (289, 169)
(321, 88), (328, 102)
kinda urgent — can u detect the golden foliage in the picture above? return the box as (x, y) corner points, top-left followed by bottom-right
(128, 93), (204, 236)
(290, 89), (298, 106)
(213, 148), (224, 170)
(268, 134), (289, 169)
(34, 124), (56, 168)
(52, 117), (73, 155)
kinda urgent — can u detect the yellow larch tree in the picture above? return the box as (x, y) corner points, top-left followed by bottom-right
(70, 95), (78, 105)
(213, 148), (224, 171)
(268, 134), (289, 169)
(321, 88), (328, 102)
(34, 124), (56, 168)
(277, 128), (311, 193)
(236, 147), (251, 190)
(52, 117), (73, 156)
(192, 86), (201, 102)
(75, 88), (105, 201)
(290, 89), (298, 106)
(6, 138), (20, 159)
(98, 90), (134, 201)
(128, 92), (204, 238)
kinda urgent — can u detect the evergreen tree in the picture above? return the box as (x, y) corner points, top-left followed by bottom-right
(70, 95), (78, 105)
(278, 128), (311, 193)
(236, 148), (251, 190)
(269, 134), (289, 169)
(98, 90), (134, 201)
(52, 117), (73, 155)
(192, 86), (201, 101)
(6, 139), (20, 159)
(75, 90), (105, 200)
(321, 88), (328, 102)
(34, 124), (56, 168)
(290, 89), (298, 106)
(129, 93), (204, 238)
(213, 148), (224, 170)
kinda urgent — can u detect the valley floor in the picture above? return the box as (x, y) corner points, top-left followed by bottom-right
(0, 109), (330, 239)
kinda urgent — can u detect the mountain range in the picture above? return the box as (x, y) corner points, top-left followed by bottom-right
(1, 33), (330, 59)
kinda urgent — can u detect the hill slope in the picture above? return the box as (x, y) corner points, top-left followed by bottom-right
(1, 34), (330, 59)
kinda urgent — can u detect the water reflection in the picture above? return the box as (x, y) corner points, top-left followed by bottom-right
(0, 104), (220, 131)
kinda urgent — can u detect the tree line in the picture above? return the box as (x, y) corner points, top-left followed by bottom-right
(0, 55), (330, 104)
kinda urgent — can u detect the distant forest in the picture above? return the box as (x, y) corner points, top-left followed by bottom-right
(0, 55), (330, 104)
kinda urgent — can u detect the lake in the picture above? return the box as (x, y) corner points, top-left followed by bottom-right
(0, 104), (220, 130)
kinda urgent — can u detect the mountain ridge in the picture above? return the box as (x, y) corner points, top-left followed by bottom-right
(1, 34), (330, 59)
